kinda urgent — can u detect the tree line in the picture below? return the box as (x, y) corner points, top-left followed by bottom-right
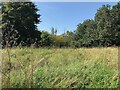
(1, 2), (120, 48)
(73, 4), (120, 47)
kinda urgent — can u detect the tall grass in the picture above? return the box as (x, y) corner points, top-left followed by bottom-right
(1, 47), (119, 88)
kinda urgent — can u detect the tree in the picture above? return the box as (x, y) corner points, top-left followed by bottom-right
(73, 3), (120, 47)
(55, 29), (57, 35)
(74, 19), (97, 47)
(51, 27), (55, 35)
(94, 5), (113, 46)
(1, 2), (41, 47)
(111, 2), (120, 46)
(51, 35), (66, 48)
(63, 30), (74, 47)
(40, 31), (52, 47)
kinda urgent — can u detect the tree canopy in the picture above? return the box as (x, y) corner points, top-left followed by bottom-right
(1, 2), (120, 48)
(1, 2), (41, 47)
(73, 3), (120, 47)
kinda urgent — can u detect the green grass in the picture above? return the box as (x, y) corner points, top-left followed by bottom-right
(1, 47), (119, 88)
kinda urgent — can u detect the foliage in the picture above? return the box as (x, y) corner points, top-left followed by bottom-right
(51, 35), (66, 47)
(1, 2), (41, 47)
(73, 3), (120, 47)
(74, 19), (97, 47)
(51, 27), (57, 35)
(1, 2), (120, 48)
(40, 31), (52, 47)
(111, 2), (120, 45)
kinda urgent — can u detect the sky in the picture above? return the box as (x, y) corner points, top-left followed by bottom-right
(35, 2), (117, 35)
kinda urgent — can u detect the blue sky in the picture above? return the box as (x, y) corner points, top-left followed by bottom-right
(35, 2), (117, 35)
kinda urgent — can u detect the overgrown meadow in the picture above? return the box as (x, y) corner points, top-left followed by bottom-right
(1, 47), (119, 88)
(1, 1), (120, 89)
